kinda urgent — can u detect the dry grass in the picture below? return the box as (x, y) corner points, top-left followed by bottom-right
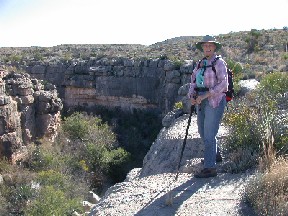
(245, 125), (288, 215)
(245, 157), (288, 215)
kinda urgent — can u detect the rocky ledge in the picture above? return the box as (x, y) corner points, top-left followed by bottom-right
(87, 114), (256, 216)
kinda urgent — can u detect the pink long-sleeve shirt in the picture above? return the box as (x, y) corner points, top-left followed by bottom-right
(188, 54), (228, 108)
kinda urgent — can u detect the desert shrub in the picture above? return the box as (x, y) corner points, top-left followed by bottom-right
(100, 147), (131, 181)
(36, 169), (87, 200)
(223, 72), (288, 171)
(5, 141), (89, 215)
(223, 98), (262, 152)
(245, 158), (288, 215)
(221, 147), (258, 173)
(257, 72), (288, 155)
(61, 112), (131, 185)
(26, 145), (55, 171)
(3, 54), (23, 63)
(62, 112), (116, 148)
(78, 141), (131, 183)
(168, 56), (184, 69)
(24, 185), (82, 216)
(282, 53), (288, 60)
(24, 139), (69, 172)
(0, 158), (11, 172)
(36, 170), (69, 190)
(0, 169), (36, 215)
(258, 72), (288, 96)
(62, 112), (94, 140)
(18, 163), (87, 215)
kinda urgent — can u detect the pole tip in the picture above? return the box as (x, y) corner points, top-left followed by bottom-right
(165, 192), (173, 206)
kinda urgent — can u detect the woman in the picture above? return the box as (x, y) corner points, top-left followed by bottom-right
(188, 35), (228, 178)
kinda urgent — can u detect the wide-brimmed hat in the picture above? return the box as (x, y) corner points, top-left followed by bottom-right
(195, 35), (222, 52)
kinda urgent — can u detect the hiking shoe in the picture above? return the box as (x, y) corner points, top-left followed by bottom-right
(200, 153), (223, 164)
(194, 168), (217, 178)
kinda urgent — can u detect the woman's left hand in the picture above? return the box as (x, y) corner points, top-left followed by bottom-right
(196, 95), (204, 104)
(196, 92), (211, 104)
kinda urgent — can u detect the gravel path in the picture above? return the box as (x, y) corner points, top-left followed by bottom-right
(89, 114), (256, 216)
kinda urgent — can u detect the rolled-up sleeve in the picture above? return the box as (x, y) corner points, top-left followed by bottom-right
(187, 67), (198, 98)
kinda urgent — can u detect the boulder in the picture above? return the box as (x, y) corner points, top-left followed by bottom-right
(238, 79), (259, 96)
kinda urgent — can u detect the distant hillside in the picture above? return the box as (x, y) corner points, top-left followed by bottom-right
(1, 28), (287, 74)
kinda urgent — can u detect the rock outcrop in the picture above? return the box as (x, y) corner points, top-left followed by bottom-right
(19, 58), (194, 114)
(0, 67), (63, 162)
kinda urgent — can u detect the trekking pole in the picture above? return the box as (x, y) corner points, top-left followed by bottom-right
(175, 104), (195, 181)
(165, 104), (195, 205)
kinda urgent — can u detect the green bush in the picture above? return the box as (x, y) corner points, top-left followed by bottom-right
(223, 99), (262, 152)
(282, 53), (288, 60)
(1, 109), (160, 214)
(27, 145), (55, 171)
(21, 169), (87, 215)
(100, 147), (131, 181)
(81, 141), (131, 183)
(223, 74), (288, 171)
(0, 170), (36, 214)
(224, 72), (288, 154)
(92, 107), (162, 168)
(37, 170), (68, 190)
(169, 56), (184, 70)
(62, 112), (116, 148)
(24, 186), (82, 216)
(62, 112), (93, 140)
(61, 111), (131, 184)
(258, 72), (288, 96)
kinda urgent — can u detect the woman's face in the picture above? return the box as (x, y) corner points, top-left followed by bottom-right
(201, 42), (216, 58)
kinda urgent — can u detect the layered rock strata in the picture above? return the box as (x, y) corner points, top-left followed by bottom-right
(21, 58), (194, 114)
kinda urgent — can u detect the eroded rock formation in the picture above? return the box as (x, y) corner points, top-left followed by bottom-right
(0, 68), (63, 163)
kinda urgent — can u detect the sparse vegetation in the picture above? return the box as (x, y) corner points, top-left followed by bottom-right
(173, 101), (183, 110)
(222, 72), (288, 214)
(1, 29), (287, 75)
(245, 158), (288, 215)
(0, 29), (287, 214)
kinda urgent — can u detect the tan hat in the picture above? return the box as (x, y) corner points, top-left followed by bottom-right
(195, 35), (222, 52)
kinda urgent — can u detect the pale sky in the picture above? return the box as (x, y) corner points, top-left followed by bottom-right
(0, 0), (287, 47)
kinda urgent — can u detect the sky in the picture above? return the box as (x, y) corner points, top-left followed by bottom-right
(0, 0), (287, 47)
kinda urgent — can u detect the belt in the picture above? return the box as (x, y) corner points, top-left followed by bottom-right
(195, 87), (209, 92)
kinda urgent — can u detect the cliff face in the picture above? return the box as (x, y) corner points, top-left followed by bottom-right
(22, 58), (194, 114)
(0, 68), (63, 162)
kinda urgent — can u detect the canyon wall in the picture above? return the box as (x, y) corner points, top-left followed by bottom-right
(22, 57), (194, 114)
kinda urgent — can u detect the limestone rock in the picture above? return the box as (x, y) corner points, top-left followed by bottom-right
(238, 79), (259, 96)
(0, 70), (63, 162)
(141, 114), (228, 177)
